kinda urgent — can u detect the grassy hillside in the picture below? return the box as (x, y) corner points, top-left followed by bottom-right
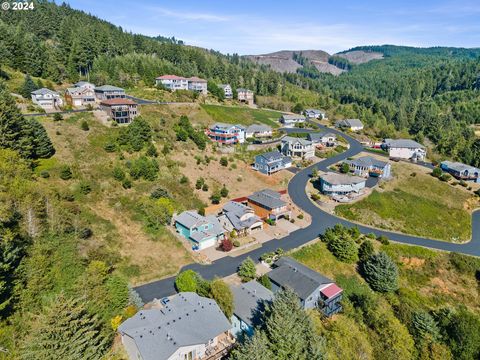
(201, 104), (282, 128)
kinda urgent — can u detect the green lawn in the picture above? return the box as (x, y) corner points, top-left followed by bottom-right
(336, 185), (472, 242)
(201, 104), (282, 128)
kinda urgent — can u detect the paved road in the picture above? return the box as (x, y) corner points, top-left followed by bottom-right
(134, 121), (480, 302)
(23, 109), (92, 117)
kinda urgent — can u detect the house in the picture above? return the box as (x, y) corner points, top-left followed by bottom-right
(245, 124), (273, 138)
(65, 82), (96, 107)
(237, 88), (254, 105)
(156, 75), (189, 91)
(320, 172), (366, 196)
(94, 85), (126, 100)
(31, 88), (63, 109)
(440, 161), (480, 183)
(344, 156), (392, 178)
(307, 132), (337, 147)
(247, 189), (290, 221)
(230, 281), (273, 338)
(335, 119), (364, 131)
(174, 211), (226, 250)
(99, 98), (139, 124)
(219, 84), (233, 99)
(118, 292), (233, 360)
(187, 76), (208, 95)
(279, 114), (306, 127)
(218, 201), (263, 237)
(267, 257), (342, 315)
(304, 109), (326, 119)
(382, 139), (426, 161)
(281, 136), (315, 159)
(253, 151), (292, 175)
(206, 123), (245, 145)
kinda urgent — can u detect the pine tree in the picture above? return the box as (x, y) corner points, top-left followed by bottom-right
(230, 331), (274, 360)
(28, 119), (55, 158)
(361, 252), (399, 292)
(20, 74), (38, 98)
(20, 293), (109, 360)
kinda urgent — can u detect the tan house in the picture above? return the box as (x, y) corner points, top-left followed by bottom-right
(237, 88), (254, 105)
(99, 98), (139, 124)
(247, 189), (291, 221)
(65, 81), (96, 107)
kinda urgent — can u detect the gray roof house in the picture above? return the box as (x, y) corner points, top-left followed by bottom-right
(247, 189), (291, 221)
(320, 172), (367, 199)
(218, 201), (263, 236)
(382, 139), (426, 161)
(174, 211), (226, 250)
(345, 156), (392, 178)
(267, 257), (343, 315)
(307, 131), (337, 146)
(304, 109), (326, 119)
(118, 292), (233, 360)
(230, 281), (273, 338)
(31, 88), (63, 109)
(281, 136), (315, 159)
(279, 114), (306, 127)
(245, 124), (273, 138)
(335, 119), (364, 131)
(253, 150), (292, 175)
(94, 85), (126, 100)
(441, 161), (480, 182)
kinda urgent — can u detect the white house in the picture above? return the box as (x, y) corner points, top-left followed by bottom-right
(307, 132), (337, 147)
(245, 124), (273, 138)
(383, 139), (426, 161)
(279, 114), (306, 127)
(31, 88), (63, 109)
(118, 292), (233, 360)
(237, 88), (254, 105)
(335, 119), (364, 131)
(320, 173), (366, 196)
(206, 123), (246, 145)
(65, 81), (96, 107)
(304, 109), (326, 119)
(156, 75), (189, 91)
(344, 156), (392, 178)
(219, 84), (233, 99)
(187, 76), (208, 95)
(281, 136), (315, 159)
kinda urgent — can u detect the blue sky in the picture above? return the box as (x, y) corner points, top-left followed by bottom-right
(65, 0), (480, 54)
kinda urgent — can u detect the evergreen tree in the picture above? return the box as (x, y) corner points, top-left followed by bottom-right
(210, 278), (234, 318)
(28, 119), (55, 158)
(20, 293), (109, 360)
(20, 74), (37, 98)
(358, 240), (374, 262)
(361, 252), (399, 292)
(238, 257), (256, 282)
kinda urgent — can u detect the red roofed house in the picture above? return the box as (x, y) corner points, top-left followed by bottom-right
(155, 75), (207, 94)
(99, 98), (139, 125)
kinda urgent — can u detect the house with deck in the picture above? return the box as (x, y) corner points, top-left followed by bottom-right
(31, 88), (63, 109)
(245, 124), (272, 138)
(94, 85), (126, 100)
(99, 98), (139, 124)
(320, 172), (366, 197)
(440, 161), (480, 182)
(118, 292), (234, 360)
(219, 84), (233, 99)
(279, 114), (306, 127)
(307, 132), (337, 147)
(247, 189), (290, 221)
(237, 88), (254, 105)
(382, 139), (426, 161)
(187, 76), (208, 95)
(267, 257), (343, 316)
(156, 75), (189, 91)
(335, 119), (364, 131)
(218, 201), (263, 237)
(207, 123), (245, 145)
(304, 109), (326, 119)
(230, 281), (273, 338)
(344, 156), (391, 178)
(65, 82), (96, 107)
(281, 136), (315, 159)
(253, 151), (292, 175)
(174, 211), (226, 250)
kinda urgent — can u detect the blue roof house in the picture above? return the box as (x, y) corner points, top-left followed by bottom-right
(174, 211), (226, 250)
(253, 150), (292, 175)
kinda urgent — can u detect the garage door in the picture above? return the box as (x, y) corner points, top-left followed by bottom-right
(74, 99), (82, 106)
(199, 238), (216, 250)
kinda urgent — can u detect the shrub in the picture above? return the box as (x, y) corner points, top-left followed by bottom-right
(258, 274), (272, 290)
(79, 227), (93, 239)
(431, 167), (442, 178)
(40, 170), (50, 178)
(122, 179), (132, 189)
(81, 120), (89, 131)
(53, 112), (63, 121)
(361, 252), (399, 292)
(198, 207), (206, 216)
(311, 193), (320, 201)
(265, 218), (275, 226)
(327, 232), (358, 263)
(238, 257), (256, 282)
(340, 162), (350, 173)
(210, 278), (234, 318)
(202, 183), (209, 192)
(439, 173), (451, 182)
(233, 240), (240, 247)
(221, 239), (233, 252)
(60, 165), (73, 180)
(104, 143), (116, 152)
(150, 187), (169, 199)
(129, 156), (159, 181)
(297, 213), (304, 220)
(448, 252), (480, 275)
(146, 143), (158, 157)
(112, 166), (125, 181)
(210, 191), (221, 204)
(377, 235), (390, 245)
(79, 181), (92, 195)
(175, 270), (198, 292)
(180, 175), (189, 184)
(220, 157), (228, 167)
(358, 240), (374, 262)
(196, 178), (205, 190)
(220, 185), (229, 198)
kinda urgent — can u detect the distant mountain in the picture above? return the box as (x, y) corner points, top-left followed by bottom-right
(245, 49), (383, 75)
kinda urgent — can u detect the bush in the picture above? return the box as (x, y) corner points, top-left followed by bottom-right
(238, 257), (256, 282)
(377, 235), (390, 245)
(297, 213), (304, 220)
(448, 252), (480, 275)
(81, 120), (89, 131)
(60, 165), (73, 180)
(40, 170), (50, 178)
(220, 157), (228, 167)
(311, 193), (320, 201)
(53, 112), (63, 121)
(146, 143), (158, 157)
(79, 227), (93, 239)
(340, 162), (350, 173)
(439, 173), (451, 182)
(431, 167), (442, 178)
(112, 166), (125, 181)
(150, 187), (169, 199)
(122, 179), (132, 189)
(79, 181), (92, 195)
(361, 252), (399, 292)
(129, 156), (159, 181)
(198, 207), (206, 216)
(210, 278), (234, 318)
(202, 183), (209, 192)
(221, 239), (233, 252)
(104, 143), (116, 152)
(358, 240), (374, 262)
(257, 274), (272, 290)
(327, 233), (358, 263)
(196, 178), (205, 190)
(175, 270), (198, 292)
(220, 185), (229, 198)
(210, 191), (221, 204)
(180, 175), (189, 184)
(233, 240), (240, 247)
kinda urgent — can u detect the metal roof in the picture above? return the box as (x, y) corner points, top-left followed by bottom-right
(222, 201), (262, 231)
(268, 257), (333, 301)
(281, 114), (306, 121)
(94, 85), (125, 92)
(336, 119), (363, 128)
(321, 172), (366, 185)
(384, 138), (425, 149)
(441, 161), (479, 174)
(345, 156), (388, 169)
(246, 124), (272, 133)
(247, 189), (286, 210)
(307, 132), (336, 142)
(118, 292), (231, 360)
(282, 136), (313, 146)
(174, 211), (209, 229)
(31, 88), (59, 96)
(230, 281), (273, 327)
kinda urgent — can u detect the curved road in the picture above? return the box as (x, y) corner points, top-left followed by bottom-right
(135, 122), (480, 302)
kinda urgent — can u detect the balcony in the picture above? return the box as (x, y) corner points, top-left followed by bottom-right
(203, 332), (236, 360)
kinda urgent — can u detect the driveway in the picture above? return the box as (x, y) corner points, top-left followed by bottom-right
(134, 122), (480, 303)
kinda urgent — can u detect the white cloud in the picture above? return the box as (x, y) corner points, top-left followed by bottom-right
(148, 6), (229, 22)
